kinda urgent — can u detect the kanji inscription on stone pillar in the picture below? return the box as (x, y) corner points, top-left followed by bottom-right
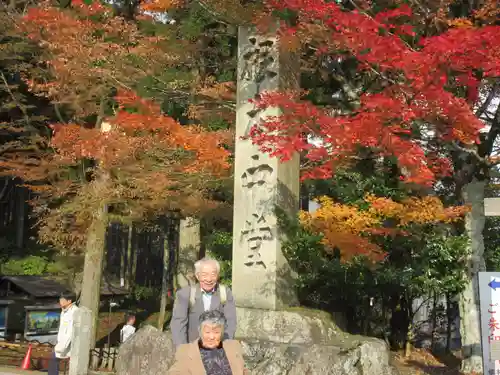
(232, 27), (300, 310)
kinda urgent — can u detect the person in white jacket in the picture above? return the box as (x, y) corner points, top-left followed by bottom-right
(48, 293), (79, 375)
(120, 314), (136, 343)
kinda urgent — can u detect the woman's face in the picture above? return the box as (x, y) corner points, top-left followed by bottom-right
(200, 323), (223, 349)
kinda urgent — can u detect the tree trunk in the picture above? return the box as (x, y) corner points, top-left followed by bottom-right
(79, 204), (107, 349)
(363, 297), (370, 336)
(79, 118), (111, 349)
(120, 225), (126, 288)
(459, 179), (486, 374)
(446, 293), (453, 353)
(431, 293), (438, 352)
(404, 299), (414, 358)
(404, 338), (412, 358)
(158, 233), (170, 330)
(129, 225), (138, 293)
(126, 224), (134, 290)
(15, 185), (26, 248)
(175, 217), (200, 289)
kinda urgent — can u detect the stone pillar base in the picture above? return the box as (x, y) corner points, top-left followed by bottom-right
(235, 306), (348, 345)
(234, 306), (397, 375)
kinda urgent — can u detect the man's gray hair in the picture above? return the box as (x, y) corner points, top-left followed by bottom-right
(194, 257), (220, 274)
(198, 310), (226, 333)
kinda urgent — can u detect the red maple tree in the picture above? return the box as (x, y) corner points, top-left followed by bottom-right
(249, 0), (500, 187)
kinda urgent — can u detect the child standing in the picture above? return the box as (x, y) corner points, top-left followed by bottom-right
(120, 314), (136, 344)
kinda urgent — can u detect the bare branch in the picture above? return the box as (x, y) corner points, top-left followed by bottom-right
(194, 0), (229, 25)
(483, 100), (500, 156)
(0, 178), (10, 201)
(475, 82), (499, 118)
(450, 141), (488, 164)
(0, 72), (30, 127)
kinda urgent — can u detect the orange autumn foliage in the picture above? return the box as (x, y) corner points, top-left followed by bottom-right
(1, 90), (231, 252)
(19, 0), (185, 116)
(0, 1), (233, 252)
(140, 0), (185, 12)
(299, 195), (468, 263)
(472, 0), (500, 25)
(50, 90), (230, 174)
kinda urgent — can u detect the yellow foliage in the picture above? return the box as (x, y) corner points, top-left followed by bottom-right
(365, 194), (467, 225)
(447, 17), (474, 29)
(299, 195), (468, 263)
(447, 0), (499, 27)
(140, 0), (185, 12)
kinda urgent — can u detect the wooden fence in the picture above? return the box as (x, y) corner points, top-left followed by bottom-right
(90, 346), (119, 372)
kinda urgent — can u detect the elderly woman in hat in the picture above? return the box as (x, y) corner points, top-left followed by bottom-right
(168, 310), (248, 375)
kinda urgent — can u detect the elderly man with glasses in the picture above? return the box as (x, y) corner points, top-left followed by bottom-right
(170, 257), (237, 348)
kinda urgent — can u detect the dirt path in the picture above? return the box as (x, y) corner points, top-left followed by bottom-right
(391, 349), (462, 375)
(0, 367), (45, 375)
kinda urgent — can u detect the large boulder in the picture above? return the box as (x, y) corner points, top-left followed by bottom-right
(242, 338), (396, 375)
(236, 307), (396, 374)
(116, 325), (175, 375)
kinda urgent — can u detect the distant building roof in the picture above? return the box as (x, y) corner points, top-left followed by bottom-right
(0, 275), (129, 300)
(0, 276), (71, 298)
(100, 282), (129, 297)
(24, 304), (60, 310)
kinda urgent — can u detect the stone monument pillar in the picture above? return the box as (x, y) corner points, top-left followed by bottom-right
(232, 26), (300, 310)
(69, 307), (92, 375)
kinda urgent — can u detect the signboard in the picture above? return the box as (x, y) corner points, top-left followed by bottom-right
(25, 309), (60, 335)
(0, 306), (6, 339)
(478, 272), (500, 375)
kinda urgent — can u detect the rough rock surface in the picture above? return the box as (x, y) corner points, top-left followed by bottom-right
(236, 307), (395, 374)
(116, 325), (175, 375)
(242, 339), (396, 375)
(236, 307), (348, 345)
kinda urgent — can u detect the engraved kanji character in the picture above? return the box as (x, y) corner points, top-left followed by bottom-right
(241, 155), (273, 190)
(490, 317), (500, 332)
(241, 213), (273, 269)
(240, 36), (277, 85)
